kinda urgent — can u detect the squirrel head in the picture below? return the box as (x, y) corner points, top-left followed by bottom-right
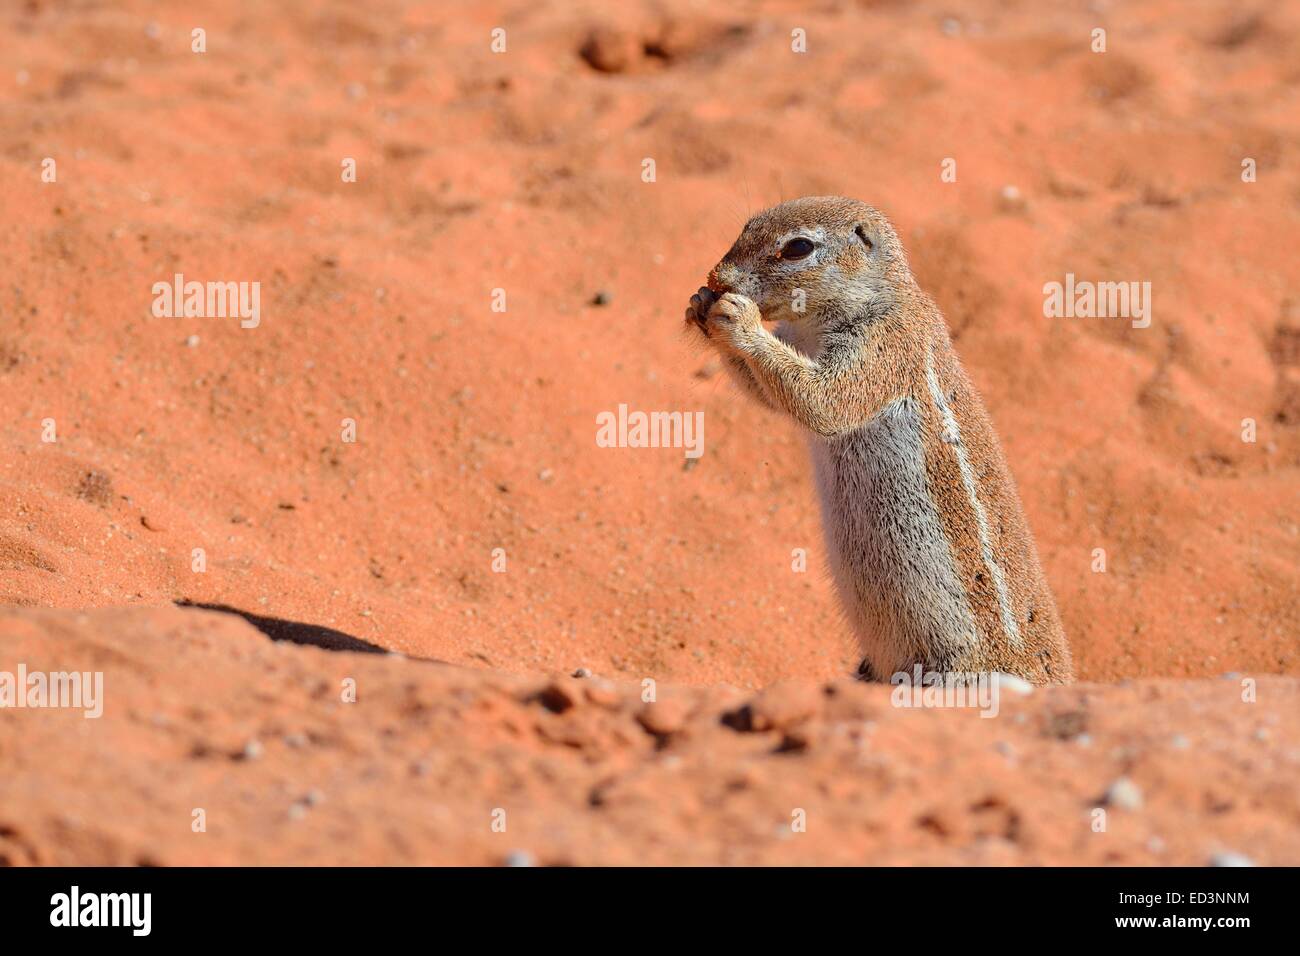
(707, 196), (911, 325)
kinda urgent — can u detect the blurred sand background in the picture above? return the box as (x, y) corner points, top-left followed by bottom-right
(0, 0), (1296, 864)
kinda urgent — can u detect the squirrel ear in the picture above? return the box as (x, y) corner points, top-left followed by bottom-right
(854, 224), (874, 251)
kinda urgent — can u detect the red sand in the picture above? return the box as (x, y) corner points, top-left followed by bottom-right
(0, 0), (1296, 864)
(2, 607), (1296, 866)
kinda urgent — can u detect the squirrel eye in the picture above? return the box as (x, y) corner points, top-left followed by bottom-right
(780, 238), (815, 260)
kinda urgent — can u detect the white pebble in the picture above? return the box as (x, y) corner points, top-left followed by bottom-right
(993, 672), (1034, 696)
(1105, 776), (1144, 811)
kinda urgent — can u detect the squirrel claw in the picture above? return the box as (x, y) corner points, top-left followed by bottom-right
(686, 287), (718, 337)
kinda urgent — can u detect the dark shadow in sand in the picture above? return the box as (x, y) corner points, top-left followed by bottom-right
(176, 600), (388, 654)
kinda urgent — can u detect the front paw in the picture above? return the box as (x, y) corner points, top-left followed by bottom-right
(685, 286), (718, 338)
(706, 292), (763, 349)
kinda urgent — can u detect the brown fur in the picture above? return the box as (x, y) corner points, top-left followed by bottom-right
(685, 197), (1074, 683)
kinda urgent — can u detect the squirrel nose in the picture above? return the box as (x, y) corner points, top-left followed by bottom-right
(707, 263), (741, 294)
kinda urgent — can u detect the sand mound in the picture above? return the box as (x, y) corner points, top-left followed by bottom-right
(1, 607), (1295, 865)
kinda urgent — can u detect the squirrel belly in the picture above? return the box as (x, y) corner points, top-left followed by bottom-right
(810, 325), (1074, 684)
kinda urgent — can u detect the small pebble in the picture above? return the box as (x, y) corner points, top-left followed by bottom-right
(994, 673), (1034, 696)
(583, 679), (621, 709)
(637, 698), (690, 736)
(571, 667), (593, 679)
(748, 681), (821, 731)
(241, 739), (264, 761)
(998, 184), (1028, 213)
(1104, 776), (1143, 811)
(1210, 851), (1256, 867)
(503, 850), (535, 868)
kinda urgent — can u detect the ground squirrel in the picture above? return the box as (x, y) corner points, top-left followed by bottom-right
(686, 196), (1074, 684)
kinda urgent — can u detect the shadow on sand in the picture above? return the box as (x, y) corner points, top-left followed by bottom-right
(176, 600), (389, 654)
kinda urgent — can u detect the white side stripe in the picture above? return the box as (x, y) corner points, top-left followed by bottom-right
(925, 351), (1023, 648)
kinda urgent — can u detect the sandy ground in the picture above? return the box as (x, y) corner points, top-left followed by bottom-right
(0, 0), (1297, 864)
(2, 606), (1296, 866)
